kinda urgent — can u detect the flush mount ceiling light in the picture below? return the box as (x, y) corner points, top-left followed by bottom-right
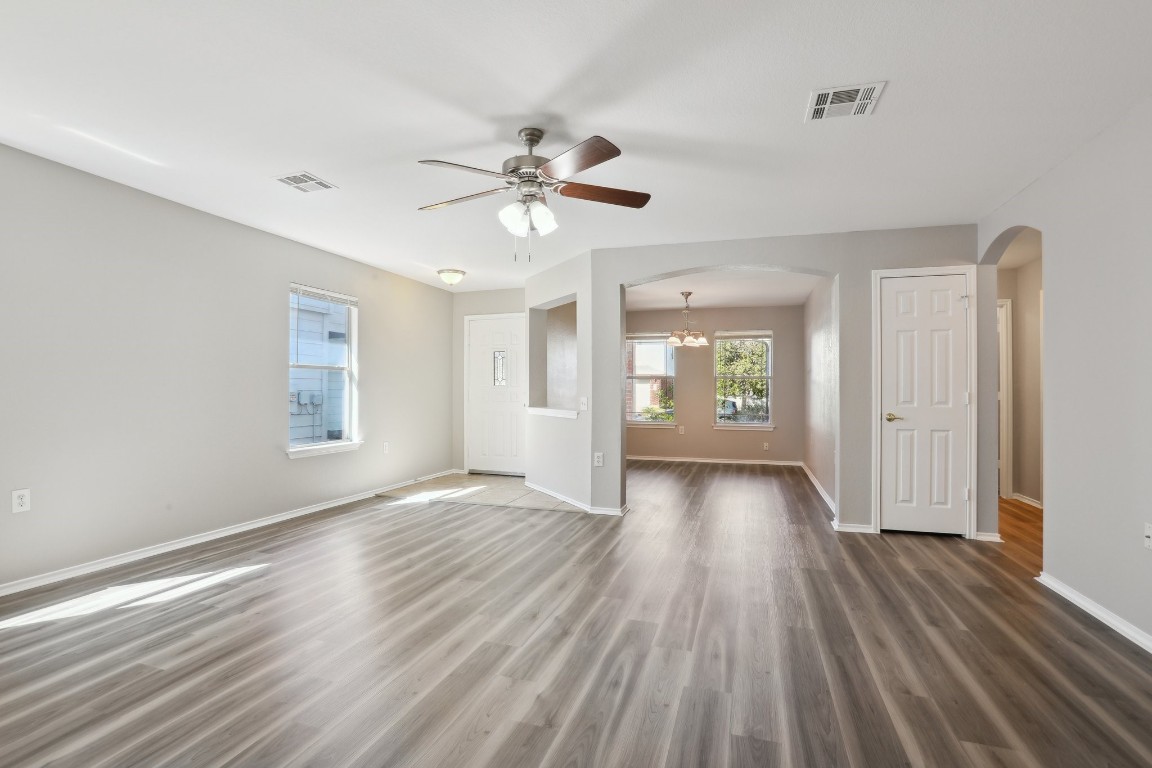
(666, 292), (709, 347)
(417, 127), (651, 240)
(437, 269), (466, 286)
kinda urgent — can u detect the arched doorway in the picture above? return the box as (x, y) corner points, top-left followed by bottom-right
(620, 265), (841, 522)
(983, 227), (1044, 573)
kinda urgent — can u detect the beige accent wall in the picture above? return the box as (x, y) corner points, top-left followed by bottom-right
(804, 277), (838, 510)
(0, 143), (454, 587)
(546, 301), (579, 410)
(1013, 258), (1044, 502)
(625, 306), (806, 462)
(997, 259), (1044, 503)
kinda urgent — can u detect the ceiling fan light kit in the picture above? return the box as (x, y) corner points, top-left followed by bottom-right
(667, 291), (708, 347)
(418, 127), (651, 243)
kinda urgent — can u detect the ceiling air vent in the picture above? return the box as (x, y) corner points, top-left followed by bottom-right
(806, 81), (886, 122)
(276, 172), (338, 192)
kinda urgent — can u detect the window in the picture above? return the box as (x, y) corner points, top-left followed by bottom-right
(714, 332), (772, 426)
(625, 335), (675, 422)
(288, 284), (360, 456)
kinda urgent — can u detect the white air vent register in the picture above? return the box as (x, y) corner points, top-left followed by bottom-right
(806, 82), (886, 121)
(276, 172), (338, 192)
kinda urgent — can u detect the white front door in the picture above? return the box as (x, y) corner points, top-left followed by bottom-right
(879, 274), (970, 534)
(466, 314), (526, 475)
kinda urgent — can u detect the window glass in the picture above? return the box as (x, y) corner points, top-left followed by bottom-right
(626, 337), (675, 422)
(715, 335), (772, 425)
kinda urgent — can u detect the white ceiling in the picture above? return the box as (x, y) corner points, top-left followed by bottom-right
(626, 270), (825, 310)
(2, 1), (1149, 292)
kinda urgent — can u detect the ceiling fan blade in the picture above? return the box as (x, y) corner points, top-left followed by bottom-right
(418, 187), (509, 211)
(554, 182), (651, 209)
(418, 160), (512, 180)
(537, 136), (621, 181)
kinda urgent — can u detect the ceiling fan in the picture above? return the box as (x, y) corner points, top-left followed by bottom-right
(418, 127), (651, 237)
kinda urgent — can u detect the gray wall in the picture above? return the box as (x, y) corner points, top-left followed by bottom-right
(804, 277), (839, 511)
(451, 289), (524, 468)
(997, 259), (1044, 503)
(979, 95), (1152, 637)
(577, 227), (987, 529)
(0, 143), (454, 586)
(625, 306), (806, 463)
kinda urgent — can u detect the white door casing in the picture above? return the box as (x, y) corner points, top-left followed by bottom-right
(465, 314), (526, 475)
(877, 272), (971, 535)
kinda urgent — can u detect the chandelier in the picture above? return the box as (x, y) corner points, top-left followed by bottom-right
(666, 291), (709, 347)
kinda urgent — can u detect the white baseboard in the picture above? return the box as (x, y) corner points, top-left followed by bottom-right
(1036, 572), (1152, 655)
(626, 455), (803, 466)
(801, 463), (836, 514)
(590, 505), (630, 517)
(831, 520), (879, 534)
(523, 481), (592, 513)
(974, 531), (1004, 543)
(0, 468), (462, 599)
(1012, 493), (1043, 509)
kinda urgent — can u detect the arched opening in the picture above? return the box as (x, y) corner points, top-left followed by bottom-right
(620, 264), (840, 522)
(983, 226), (1044, 573)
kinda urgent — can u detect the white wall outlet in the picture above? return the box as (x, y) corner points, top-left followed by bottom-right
(579, 396), (589, 411)
(593, 452), (604, 467)
(1145, 522), (1152, 551)
(762, 442), (771, 451)
(678, 425), (685, 435)
(383, 441), (390, 454)
(12, 489), (30, 514)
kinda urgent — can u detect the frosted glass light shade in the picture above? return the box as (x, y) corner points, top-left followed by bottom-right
(666, 334), (682, 346)
(682, 335), (699, 347)
(437, 269), (466, 286)
(527, 200), (558, 235)
(498, 202), (530, 237)
(694, 334), (709, 346)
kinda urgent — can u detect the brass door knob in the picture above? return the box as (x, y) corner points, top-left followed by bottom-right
(885, 412), (904, 422)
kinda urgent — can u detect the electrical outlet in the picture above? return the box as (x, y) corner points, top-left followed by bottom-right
(383, 442), (390, 454)
(678, 425), (685, 435)
(762, 442), (770, 451)
(1145, 522), (1152, 551)
(12, 489), (30, 514)
(593, 452), (604, 467)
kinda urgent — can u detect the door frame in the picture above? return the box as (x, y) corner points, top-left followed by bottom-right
(997, 299), (1014, 499)
(463, 312), (526, 474)
(870, 265), (979, 537)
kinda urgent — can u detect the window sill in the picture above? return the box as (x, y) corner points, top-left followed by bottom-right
(527, 407), (579, 419)
(627, 422), (678, 429)
(713, 424), (775, 431)
(287, 440), (363, 459)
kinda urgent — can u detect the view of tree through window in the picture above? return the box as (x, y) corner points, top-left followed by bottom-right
(625, 336), (675, 422)
(715, 334), (772, 424)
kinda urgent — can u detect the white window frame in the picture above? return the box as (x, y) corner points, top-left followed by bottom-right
(625, 333), (677, 428)
(287, 283), (362, 458)
(713, 330), (775, 431)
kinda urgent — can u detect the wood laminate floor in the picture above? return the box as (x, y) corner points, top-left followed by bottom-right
(1, 462), (1150, 767)
(996, 497), (1043, 576)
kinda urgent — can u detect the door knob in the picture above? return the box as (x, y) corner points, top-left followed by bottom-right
(885, 412), (904, 422)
